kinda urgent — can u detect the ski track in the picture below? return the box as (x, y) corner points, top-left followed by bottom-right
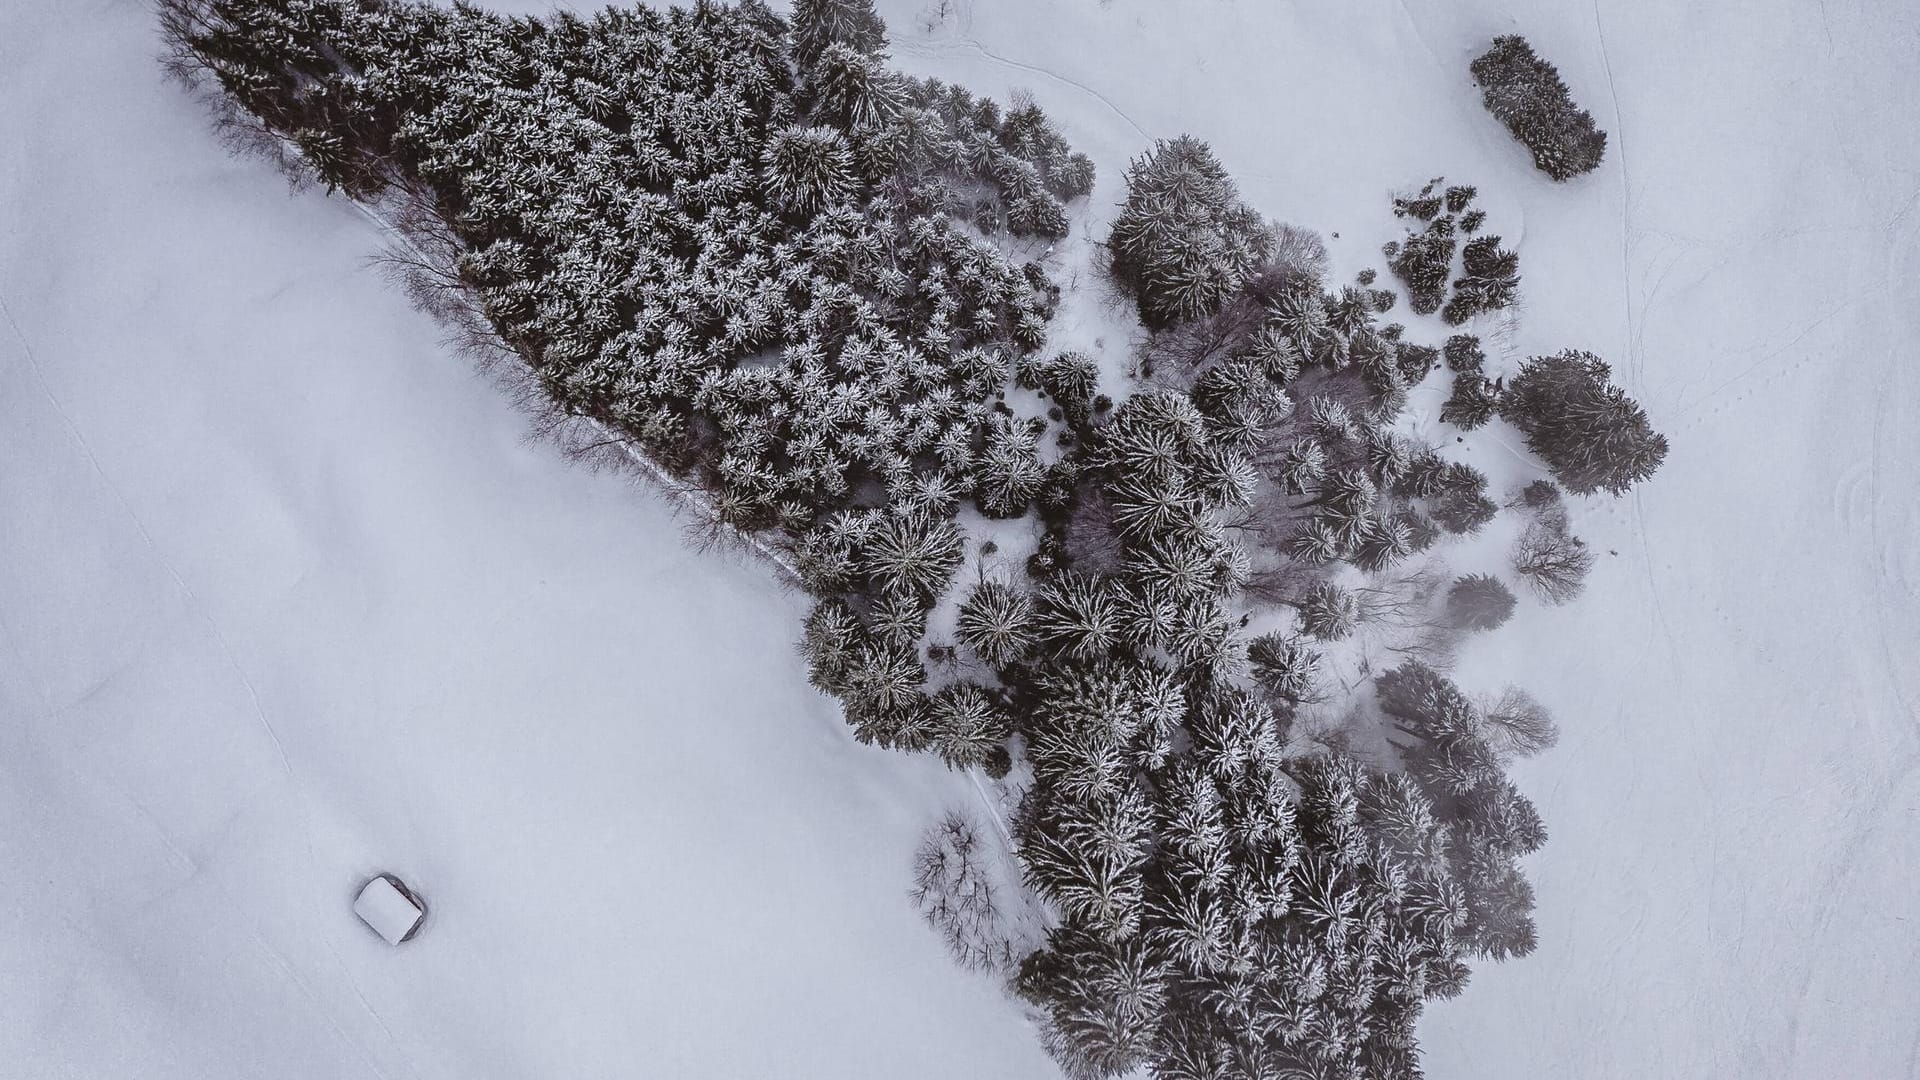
(1586, 0), (1684, 700)
(0, 290), (297, 782)
(1671, 294), (1872, 423)
(1591, 0), (1637, 389)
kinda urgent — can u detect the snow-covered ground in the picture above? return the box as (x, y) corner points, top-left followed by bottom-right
(2, 0), (1916, 1077)
(0, 3), (1059, 1077)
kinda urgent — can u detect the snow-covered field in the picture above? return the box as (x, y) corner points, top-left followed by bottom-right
(0, 3), (1058, 1077)
(3, 0), (1916, 1077)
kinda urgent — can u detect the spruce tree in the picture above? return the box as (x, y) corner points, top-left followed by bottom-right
(1443, 235), (1520, 324)
(1444, 333), (1485, 373)
(763, 124), (857, 213)
(1020, 351), (1099, 428)
(1387, 214), (1457, 315)
(927, 682), (1012, 771)
(1296, 581), (1360, 641)
(1247, 631), (1320, 701)
(956, 578), (1037, 668)
(862, 509), (965, 598)
(801, 598), (865, 696)
(975, 415), (1047, 517)
(1036, 572), (1127, 661)
(1441, 369), (1499, 431)
(1428, 462), (1498, 534)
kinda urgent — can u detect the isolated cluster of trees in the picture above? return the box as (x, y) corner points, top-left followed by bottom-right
(1471, 35), (1608, 181)
(1374, 171), (1663, 497)
(165, 2), (1660, 1077)
(1385, 179), (1519, 325)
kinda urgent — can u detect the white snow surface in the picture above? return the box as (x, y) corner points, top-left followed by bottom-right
(0, 3), (1057, 1078)
(3, 0), (1918, 1078)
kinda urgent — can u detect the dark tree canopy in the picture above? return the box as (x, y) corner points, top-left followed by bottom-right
(1471, 35), (1608, 181)
(1442, 369), (1499, 431)
(1387, 212), (1456, 316)
(1503, 349), (1668, 495)
(1015, 658), (1493, 1080)
(790, 0), (886, 67)
(1387, 180), (1517, 323)
(1444, 333), (1486, 373)
(1443, 234), (1520, 325)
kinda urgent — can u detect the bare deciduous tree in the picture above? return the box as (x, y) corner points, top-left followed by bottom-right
(1481, 686), (1560, 760)
(910, 812), (1015, 973)
(1512, 518), (1594, 604)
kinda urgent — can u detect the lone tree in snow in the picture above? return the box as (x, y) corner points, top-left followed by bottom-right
(1502, 349), (1668, 495)
(1107, 135), (1273, 328)
(1471, 35), (1608, 181)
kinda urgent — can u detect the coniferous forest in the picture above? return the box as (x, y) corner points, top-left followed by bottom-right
(160, 1), (1667, 1076)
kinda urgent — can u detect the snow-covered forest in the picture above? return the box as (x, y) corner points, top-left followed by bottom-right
(4, 0), (1917, 1076)
(151, 0), (1678, 1071)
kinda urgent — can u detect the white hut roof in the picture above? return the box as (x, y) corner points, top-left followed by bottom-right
(354, 877), (423, 945)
